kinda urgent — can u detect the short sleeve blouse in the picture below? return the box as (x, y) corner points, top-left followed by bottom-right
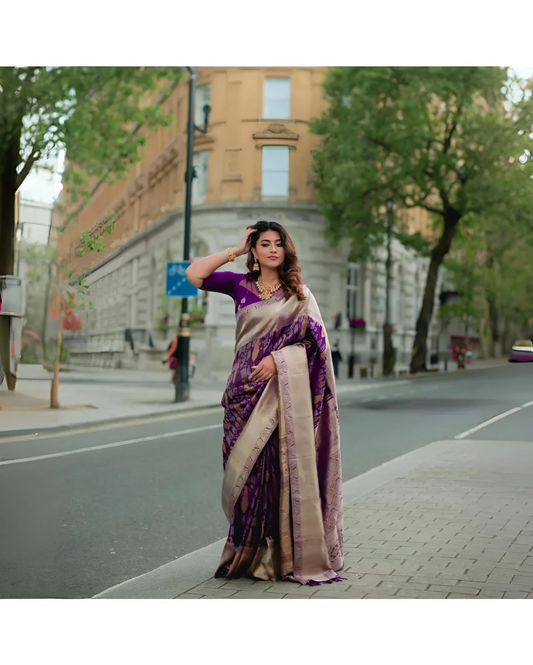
(200, 271), (280, 314)
(200, 270), (239, 298)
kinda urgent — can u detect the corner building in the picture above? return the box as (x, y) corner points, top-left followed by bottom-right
(57, 67), (440, 378)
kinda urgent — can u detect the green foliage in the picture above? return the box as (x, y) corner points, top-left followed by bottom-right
(310, 67), (533, 255)
(0, 66), (183, 202)
(393, 229), (432, 257)
(77, 214), (116, 256)
(442, 208), (533, 349)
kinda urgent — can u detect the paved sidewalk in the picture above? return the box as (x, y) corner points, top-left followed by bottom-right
(0, 365), (225, 435)
(95, 438), (533, 599)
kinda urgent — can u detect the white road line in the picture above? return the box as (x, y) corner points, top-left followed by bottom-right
(521, 400), (533, 408)
(335, 380), (410, 395)
(454, 406), (526, 440)
(0, 407), (224, 445)
(0, 423), (222, 466)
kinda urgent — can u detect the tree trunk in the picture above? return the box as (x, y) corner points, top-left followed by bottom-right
(0, 140), (20, 390)
(410, 221), (457, 373)
(487, 295), (500, 358)
(50, 298), (64, 408)
(0, 141), (20, 277)
(382, 322), (394, 376)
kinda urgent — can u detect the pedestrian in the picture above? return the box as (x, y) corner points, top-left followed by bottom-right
(331, 342), (343, 379)
(164, 334), (179, 382)
(189, 352), (196, 378)
(457, 345), (466, 370)
(186, 221), (344, 585)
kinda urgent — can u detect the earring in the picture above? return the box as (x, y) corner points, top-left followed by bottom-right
(253, 257), (259, 272)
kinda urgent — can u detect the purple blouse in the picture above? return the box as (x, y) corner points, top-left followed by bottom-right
(200, 271), (283, 314)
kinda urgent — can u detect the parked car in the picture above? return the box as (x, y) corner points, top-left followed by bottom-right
(509, 339), (533, 362)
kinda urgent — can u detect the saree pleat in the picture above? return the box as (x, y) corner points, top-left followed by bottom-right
(215, 287), (344, 585)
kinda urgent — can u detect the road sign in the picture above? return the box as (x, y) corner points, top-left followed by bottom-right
(166, 262), (198, 297)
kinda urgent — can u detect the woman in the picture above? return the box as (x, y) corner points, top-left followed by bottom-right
(186, 221), (344, 585)
(331, 342), (343, 379)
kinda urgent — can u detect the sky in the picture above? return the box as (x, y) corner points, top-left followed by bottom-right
(20, 66), (533, 206)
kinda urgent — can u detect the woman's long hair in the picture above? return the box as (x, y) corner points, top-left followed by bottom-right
(245, 221), (306, 301)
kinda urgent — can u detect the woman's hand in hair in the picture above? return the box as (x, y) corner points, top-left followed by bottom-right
(233, 227), (255, 257)
(250, 354), (277, 382)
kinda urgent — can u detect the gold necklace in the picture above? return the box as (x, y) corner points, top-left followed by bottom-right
(256, 275), (282, 300)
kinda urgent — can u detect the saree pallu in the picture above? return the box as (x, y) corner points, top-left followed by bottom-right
(215, 287), (344, 585)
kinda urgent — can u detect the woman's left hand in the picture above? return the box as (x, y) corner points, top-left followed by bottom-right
(250, 354), (277, 382)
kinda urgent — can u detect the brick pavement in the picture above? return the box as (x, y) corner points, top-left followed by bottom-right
(171, 439), (533, 599)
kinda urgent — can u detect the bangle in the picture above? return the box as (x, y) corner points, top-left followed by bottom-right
(226, 248), (237, 262)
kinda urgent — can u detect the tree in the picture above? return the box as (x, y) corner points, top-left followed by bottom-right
(310, 67), (533, 372)
(443, 210), (533, 357)
(0, 67), (183, 388)
(0, 66), (183, 278)
(46, 222), (114, 408)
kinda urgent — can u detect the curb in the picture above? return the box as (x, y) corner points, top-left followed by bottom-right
(93, 439), (455, 599)
(0, 401), (224, 439)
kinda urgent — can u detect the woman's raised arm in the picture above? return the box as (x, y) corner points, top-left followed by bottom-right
(185, 228), (255, 287)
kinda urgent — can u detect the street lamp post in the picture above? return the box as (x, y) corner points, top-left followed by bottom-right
(174, 67), (210, 403)
(382, 197), (395, 377)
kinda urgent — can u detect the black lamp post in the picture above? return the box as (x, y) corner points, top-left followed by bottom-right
(174, 67), (211, 403)
(382, 197), (395, 377)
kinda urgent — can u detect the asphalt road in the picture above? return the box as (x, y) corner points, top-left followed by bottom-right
(1, 363), (532, 598)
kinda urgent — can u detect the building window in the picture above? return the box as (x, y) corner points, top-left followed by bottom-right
(192, 151), (209, 204)
(195, 84), (211, 127)
(261, 146), (289, 197)
(263, 78), (291, 119)
(346, 263), (360, 320)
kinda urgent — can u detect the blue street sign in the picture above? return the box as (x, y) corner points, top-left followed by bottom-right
(166, 261), (198, 297)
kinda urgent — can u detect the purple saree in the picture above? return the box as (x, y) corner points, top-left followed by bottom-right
(200, 270), (344, 585)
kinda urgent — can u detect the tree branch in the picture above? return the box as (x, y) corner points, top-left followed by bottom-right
(404, 200), (445, 217)
(443, 105), (461, 154)
(438, 187), (452, 212)
(16, 151), (40, 189)
(367, 135), (393, 152)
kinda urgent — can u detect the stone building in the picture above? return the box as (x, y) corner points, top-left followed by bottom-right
(56, 67), (444, 378)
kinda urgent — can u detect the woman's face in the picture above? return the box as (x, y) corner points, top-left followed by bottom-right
(254, 230), (285, 271)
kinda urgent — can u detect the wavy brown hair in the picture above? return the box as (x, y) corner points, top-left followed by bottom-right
(245, 221), (306, 301)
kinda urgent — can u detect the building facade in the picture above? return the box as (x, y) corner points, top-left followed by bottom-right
(56, 67), (443, 378)
(14, 198), (54, 361)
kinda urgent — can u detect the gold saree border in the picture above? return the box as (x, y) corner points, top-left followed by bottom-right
(272, 344), (337, 583)
(221, 376), (278, 521)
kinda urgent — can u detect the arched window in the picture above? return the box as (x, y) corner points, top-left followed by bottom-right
(190, 239), (209, 260)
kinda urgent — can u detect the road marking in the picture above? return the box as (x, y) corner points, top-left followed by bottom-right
(335, 380), (410, 395)
(455, 405), (531, 440)
(0, 423), (223, 466)
(0, 407), (224, 445)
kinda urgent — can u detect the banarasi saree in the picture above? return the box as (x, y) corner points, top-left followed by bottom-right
(200, 270), (344, 585)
